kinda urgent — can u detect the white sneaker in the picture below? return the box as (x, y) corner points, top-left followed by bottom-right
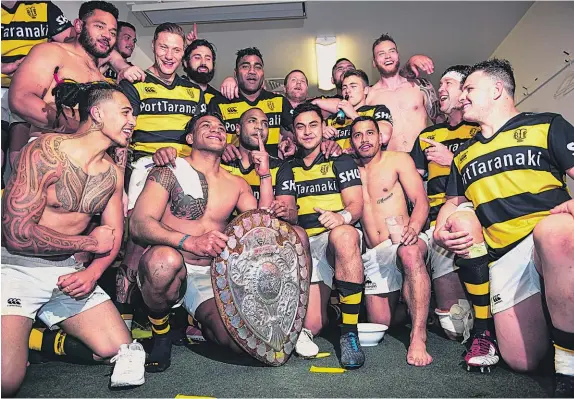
(110, 341), (146, 388)
(295, 328), (319, 358)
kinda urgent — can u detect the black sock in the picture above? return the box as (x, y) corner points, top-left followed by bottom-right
(334, 279), (363, 335)
(145, 310), (172, 372)
(29, 328), (97, 364)
(456, 255), (494, 333)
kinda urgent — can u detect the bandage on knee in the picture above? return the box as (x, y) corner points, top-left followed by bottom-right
(435, 299), (474, 342)
(467, 242), (488, 258)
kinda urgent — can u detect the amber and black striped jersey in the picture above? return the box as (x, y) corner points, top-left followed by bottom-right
(1, 1), (71, 87)
(446, 112), (574, 260)
(222, 157), (296, 202)
(290, 153), (361, 237)
(208, 89), (293, 158)
(103, 61), (133, 82)
(411, 121), (479, 226)
(180, 76), (223, 106)
(119, 72), (205, 160)
(326, 104), (393, 150)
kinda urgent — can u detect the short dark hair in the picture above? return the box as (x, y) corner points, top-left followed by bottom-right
(235, 47), (264, 70)
(292, 102), (323, 124)
(284, 69), (308, 86)
(117, 21), (136, 33)
(185, 111), (225, 135)
(153, 22), (185, 43)
(351, 115), (379, 133)
(465, 58), (516, 97)
(184, 39), (217, 66)
(331, 58), (354, 77)
(52, 81), (123, 123)
(79, 1), (119, 21)
(372, 33), (397, 57)
(441, 65), (471, 88)
(342, 69), (369, 86)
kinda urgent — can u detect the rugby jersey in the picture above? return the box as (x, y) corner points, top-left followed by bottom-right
(221, 157), (296, 201)
(103, 61), (133, 82)
(180, 76), (223, 106)
(446, 112), (574, 260)
(326, 104), (393, 150)
(119, 72), (205, 160)
(290, 153), (361, 237)
(208, 90), (293, 158)
(411, 121), (479, 226)
(1, 1), (71, 87)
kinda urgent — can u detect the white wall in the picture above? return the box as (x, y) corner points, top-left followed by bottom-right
(491, 1), (574, 192)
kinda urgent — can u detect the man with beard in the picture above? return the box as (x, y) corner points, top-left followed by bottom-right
(284, 69), (309, 109)
(208, 47), (293, 160)
(410, 65), (480, 343)
(182, 39), (224, 106)
(325, 69), (393, 152)
(102, 21), (137, 81)
(1, 81), (145, 396)
(115, 22), (205, 330)
(8, 1), (135, 140)
(2, 0), (75, 166)
(435, 60), (574, 395)
(367, 34), (442, 152)
(350, 115), (432, 366)
(130, 112), (270, 371)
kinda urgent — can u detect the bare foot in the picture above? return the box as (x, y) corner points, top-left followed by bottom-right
(407, 338), (433, 367)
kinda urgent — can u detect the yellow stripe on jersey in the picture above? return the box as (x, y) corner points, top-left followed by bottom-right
(465, 169), (563, 206)
(326, 105), (392, 150)
(484, 210), (548, 250)
(221, 164), (279, 201)
(456, 123), (549, 171)
(131, 142), (191, 158)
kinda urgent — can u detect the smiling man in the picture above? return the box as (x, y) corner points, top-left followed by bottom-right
(102, 21), (137, 81)
(116, 22), (205, 330)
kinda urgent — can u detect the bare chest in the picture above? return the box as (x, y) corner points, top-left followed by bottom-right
(361, 167), (398, 204)
(368, 84), (424, 115)
(44, 62), (104, 103)
(49, 164), (117, 215)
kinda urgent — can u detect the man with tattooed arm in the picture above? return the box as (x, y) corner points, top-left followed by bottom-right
(1, 81), (144, 397)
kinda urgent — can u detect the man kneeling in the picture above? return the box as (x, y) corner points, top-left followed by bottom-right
(1, 82), (144, 397)
(130, 112), (270, 372)
(351, 116), (433, 367)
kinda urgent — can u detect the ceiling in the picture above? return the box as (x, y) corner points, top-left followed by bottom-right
(55, 1), (534, 97)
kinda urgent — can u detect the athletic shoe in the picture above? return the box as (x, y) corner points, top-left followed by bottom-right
(555, 373), (574, 398)
(186, 325), (206, 343)
(110, 341), (145, 388)
(340, 331), (365, 369)
(464, 330), (499, 373)
(295, 328), (319, 358)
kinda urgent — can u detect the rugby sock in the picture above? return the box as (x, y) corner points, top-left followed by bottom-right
(553, 328), (574, 376)
(335, 279), (363, 335)
(146, 311), (172, 372)
(115, 302), (134, 331)
(29, 328), (97, 364)
(455, 255), (494, 333)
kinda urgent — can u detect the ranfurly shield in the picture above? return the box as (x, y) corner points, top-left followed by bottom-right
(211, 209), (310, 366)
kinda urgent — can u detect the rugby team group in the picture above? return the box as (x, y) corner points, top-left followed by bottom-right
(1, 1), (573, 397)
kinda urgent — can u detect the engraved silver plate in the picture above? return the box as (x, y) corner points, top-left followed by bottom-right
(211, 209), (310, 366)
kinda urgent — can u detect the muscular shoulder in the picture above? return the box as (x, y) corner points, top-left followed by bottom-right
(147, 166), (176, 191)
(25, 41), (66, 61)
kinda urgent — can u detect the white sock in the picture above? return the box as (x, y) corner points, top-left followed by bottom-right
(555, 344), (574, 376)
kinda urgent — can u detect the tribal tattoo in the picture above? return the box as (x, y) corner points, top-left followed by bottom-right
(113, 146), (128, 170)
(416, 78), (444, 124)
(115, 263), (138, 304)
(147, 166), (209, 220)
(1, 136), (103, 255)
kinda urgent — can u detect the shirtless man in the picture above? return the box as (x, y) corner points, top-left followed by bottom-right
(351, 115), (432, 366)
(130, 112), (271, 372)
(8, 1), (134, 141)
(366, 34), (442, 152)
(1, 81), (144, 396)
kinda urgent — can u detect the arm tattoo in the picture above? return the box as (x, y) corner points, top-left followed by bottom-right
(113, 146), (128, 170)
(147, 167), (176, 192)
(417, 78), (444, 124)
(1, 136), (97, 255)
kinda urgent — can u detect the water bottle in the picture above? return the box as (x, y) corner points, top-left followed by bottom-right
(335, 94), (349, 124)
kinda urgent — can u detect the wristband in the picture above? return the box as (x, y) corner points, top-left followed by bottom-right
(338, 210), (352, 225)
(260, 173), (271, 180)
(178, 234), (191, 250)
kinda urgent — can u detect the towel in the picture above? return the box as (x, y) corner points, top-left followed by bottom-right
(169, 157), (205, 199)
